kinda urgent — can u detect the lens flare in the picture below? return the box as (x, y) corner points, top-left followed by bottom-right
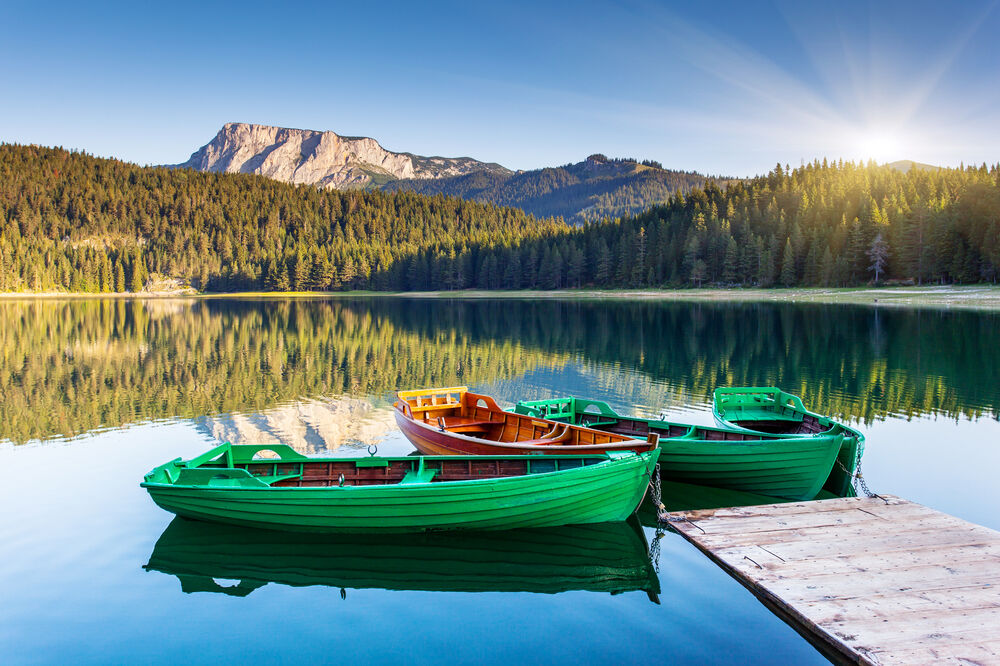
(849, 127), (903, 163)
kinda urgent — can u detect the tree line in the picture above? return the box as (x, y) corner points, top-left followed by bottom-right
(1, 144), (998, 293)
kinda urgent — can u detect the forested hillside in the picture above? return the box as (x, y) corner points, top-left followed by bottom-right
(0, 144), (565, 292)
(1, 144), (998, 292)
(565, 159), (1000, 288)
(384, 154), (711, 223)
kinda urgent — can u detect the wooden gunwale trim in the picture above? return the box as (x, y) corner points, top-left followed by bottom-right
(394, 401), (651, 452)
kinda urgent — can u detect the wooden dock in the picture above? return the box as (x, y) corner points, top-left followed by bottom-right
(665, 495), (1000, 665)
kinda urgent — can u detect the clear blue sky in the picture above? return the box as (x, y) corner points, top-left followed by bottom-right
(2, 0), (998, 176)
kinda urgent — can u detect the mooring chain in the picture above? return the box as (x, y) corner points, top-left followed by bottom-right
(637, 464), (666, 572)
(836, 456), (887, 503)
(649, 463), (667, 520)
(649, 527), (663, 573)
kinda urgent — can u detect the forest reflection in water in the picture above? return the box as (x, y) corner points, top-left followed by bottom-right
(0, 296), (996, 446)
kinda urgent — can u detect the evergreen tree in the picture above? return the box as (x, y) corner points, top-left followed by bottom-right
(683, 235), (701, 285)
(113, 261), (126, 292)
(722, 236), (738, 284)
(819, 247), (835, 285)
(867, 233), (890, 285)
(594, 239), (612, 285)
(780, 238), (796, 286)
(630, 227), (646, 286)
(129, 251), (147, 292)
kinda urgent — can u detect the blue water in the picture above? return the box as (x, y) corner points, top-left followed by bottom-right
(1, 297), (997, 664)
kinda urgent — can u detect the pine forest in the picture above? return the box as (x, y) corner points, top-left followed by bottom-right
(1, 144), (998, 293)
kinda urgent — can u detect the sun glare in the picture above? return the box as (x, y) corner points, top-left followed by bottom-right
(849, 126), (903, 164)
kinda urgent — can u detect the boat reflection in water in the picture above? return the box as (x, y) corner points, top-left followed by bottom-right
(144, 517), (660, 602)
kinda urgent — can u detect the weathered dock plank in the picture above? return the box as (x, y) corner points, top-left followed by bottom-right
(665, 495), (1000, 665)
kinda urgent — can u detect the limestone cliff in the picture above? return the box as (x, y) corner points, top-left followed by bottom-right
(177, 123), (510, 189)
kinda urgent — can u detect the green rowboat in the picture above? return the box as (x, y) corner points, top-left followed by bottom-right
(514, 397), (843, 501)
(712, 387), (864, 496)
(144, 516), (660, 600)
(141, 442), (659, 533)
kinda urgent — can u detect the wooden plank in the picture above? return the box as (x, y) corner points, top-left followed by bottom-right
(703, 508), (991, 541)
(801, 586), (1000, 623)
(676, 502), (944, 537)
(872, 639), (1000, 664)
(823, 606), (1000, 649)
(763, 567), (1000, 602)
(711, 535), (1000, 578)
(669, 494), (908, 523)
(667, 496), (1000, 665)
(700, 523), (996, 561)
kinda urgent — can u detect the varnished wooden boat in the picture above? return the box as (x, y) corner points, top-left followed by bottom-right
(144, 516), (660, 600)
(393, 386), (659, 456)
(141, 441), (659, 532)
(712, 387), (864, 496)
(514, 396), (844, 501)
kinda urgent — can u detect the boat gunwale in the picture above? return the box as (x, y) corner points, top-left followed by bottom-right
(394, 404), (654, 452)
(712, 386), (866, 443)
(513, 395), (846, 447)
(141, 446), (656, 492)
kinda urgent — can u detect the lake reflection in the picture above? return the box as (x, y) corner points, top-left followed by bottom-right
(145, 516), (660, 600)
(1, 296), (998, 664)
(0, 297), (996, 446)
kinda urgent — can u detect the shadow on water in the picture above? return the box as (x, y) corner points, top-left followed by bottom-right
(1, 297), (997, 444)
(143, 516), (660, 602)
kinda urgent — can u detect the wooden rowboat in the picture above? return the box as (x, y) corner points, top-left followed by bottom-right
(141, 442), (659, 533)
(393, 386), (659, 456)
(144, 516), (660, 600)
(514, 396), (844, 501)
(712, 387), (864, 496)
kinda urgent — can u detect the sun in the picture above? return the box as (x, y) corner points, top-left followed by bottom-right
(849, 126), (903, 163)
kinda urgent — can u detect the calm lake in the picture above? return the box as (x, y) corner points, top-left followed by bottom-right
(1, 297), (998, 664)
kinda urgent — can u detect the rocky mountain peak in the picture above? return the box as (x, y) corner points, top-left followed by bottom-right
(176, 123), (511, 189)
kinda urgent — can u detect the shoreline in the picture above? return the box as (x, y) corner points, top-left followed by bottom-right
(1, 285), (999, 310)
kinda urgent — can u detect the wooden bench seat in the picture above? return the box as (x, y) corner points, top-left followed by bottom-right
(435, 416), (502, 433)
(410, 401), (462, 413)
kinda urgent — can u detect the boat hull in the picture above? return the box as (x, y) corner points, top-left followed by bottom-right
(142, 449), (659, 533)
(656, 436), (843, 500)
(515, 395), (843, 500)
(712, 387), (865, 497)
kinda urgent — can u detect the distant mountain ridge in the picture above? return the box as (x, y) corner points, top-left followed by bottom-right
(176, 123), (510, 189)
(177, 124), (714, 222)
(385, 154), (714, 223)
(887, 160), (940, 174)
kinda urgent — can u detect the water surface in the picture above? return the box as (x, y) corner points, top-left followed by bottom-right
(1, 297), (997, 664)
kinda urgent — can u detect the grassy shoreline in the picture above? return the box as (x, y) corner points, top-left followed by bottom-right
(1, 285), (999, 309)
(398, 286), (1000, 310)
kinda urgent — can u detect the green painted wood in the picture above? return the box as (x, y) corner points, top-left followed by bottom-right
(712, 387), (865, 496)
(141, 444), (660, 533)
(515, 397), (843, 500)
